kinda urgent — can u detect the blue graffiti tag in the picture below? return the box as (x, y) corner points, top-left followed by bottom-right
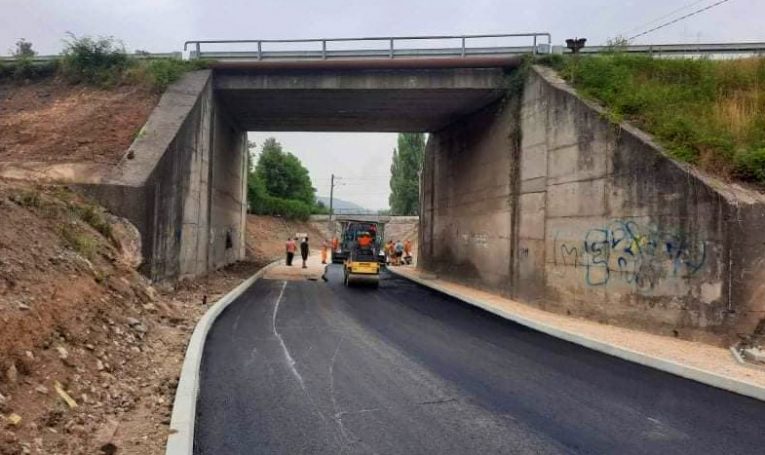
(565, 220), (707, 288)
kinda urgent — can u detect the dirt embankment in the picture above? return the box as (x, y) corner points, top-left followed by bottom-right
(0, 181), (273, 454)
(245, 214), (330, 263)
(0, 79), (157, 165)
(384, 218), (419, 245)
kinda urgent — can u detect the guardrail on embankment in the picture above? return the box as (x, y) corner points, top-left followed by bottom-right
(567, 42), (765, 57)
(4, 39), (765, 65)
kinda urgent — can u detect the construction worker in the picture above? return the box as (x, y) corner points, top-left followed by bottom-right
(357, 231), (373, 249)
(285, 237), (296, 266)
(404, 239), (412, 264)
(332, 235), (339, 252)
(394, 240), (404, 266)
(321, 239), (329, 264)
(385, 240), (394, 265)
(300, 236), (310, 269)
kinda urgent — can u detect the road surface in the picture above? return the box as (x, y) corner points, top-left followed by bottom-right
(195, 266), (765, 454)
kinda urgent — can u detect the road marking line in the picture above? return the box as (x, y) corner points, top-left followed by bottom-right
(272, 280), (306, 390)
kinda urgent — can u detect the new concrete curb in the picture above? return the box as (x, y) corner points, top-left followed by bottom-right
(165, 260), (282, 455)
(388, 268), (765, 403)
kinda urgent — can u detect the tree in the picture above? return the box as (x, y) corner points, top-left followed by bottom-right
(389, 133), (425, 215)
(255, 138), (315, 205)
(246, 137), (324, 220)
(13, 39), (35, 58)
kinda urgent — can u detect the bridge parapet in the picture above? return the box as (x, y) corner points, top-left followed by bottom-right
(183, 33), (552, 62)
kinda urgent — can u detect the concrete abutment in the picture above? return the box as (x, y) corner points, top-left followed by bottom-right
(420, 65), (765, 344)
(79, 70), (247, 282)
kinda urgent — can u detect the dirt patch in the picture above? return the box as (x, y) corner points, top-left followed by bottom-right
(245, 215), (329, 263)
(0, 79), (157, 165)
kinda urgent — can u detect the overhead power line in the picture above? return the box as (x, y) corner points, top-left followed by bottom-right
(621, 0), (711, 36)
(628, 0), (733, 42)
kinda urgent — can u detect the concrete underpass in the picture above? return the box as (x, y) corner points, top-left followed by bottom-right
(75, 45), (765, 454)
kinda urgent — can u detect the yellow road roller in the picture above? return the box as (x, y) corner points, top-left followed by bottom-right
(343, 233), (380, 287)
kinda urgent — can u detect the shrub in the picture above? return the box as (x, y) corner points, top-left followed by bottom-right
(132, 58), (212, 92)
(59, 33), (131, 87)
(0, 59), (58, 82)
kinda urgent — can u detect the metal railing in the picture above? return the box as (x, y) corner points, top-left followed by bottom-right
(567, 42), (765, 56)
(6, 40), (764, 65)
(183, 33), (553, 61)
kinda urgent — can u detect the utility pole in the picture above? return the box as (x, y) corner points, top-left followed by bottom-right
(328, 174), (335, 233)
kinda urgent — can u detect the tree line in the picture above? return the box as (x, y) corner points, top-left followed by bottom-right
(247, 138), (327, 221)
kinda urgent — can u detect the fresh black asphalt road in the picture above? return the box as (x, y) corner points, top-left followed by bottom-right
(195, 266), (765, 454)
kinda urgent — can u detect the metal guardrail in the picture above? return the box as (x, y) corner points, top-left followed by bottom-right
(4, 41), (765, 65)
(0, 51), (182, 63)
(183, 33), (553, 61)
(567, 42), (765, 56)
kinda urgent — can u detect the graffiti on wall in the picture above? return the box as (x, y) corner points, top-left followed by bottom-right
(555, 220), (707, 288)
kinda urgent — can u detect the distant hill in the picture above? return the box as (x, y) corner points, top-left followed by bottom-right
(316, 196), (367, 212)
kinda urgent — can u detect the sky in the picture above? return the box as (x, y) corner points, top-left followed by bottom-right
(1, 0), (762, 208)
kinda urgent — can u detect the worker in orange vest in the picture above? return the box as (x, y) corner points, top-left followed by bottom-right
(357, 231), (372, 249)
(321, 240), (329, 264)
(384, 240), (394, 265)
(404, 239), (412, 264)
(332, 236), (339, 252)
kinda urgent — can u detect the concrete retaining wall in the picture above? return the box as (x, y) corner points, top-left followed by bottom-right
(420, 65), (765, 344)
(78, 70), (247, 282)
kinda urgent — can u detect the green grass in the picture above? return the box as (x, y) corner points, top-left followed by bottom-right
(538, 54), (765, 185)
(60, 224), (98, 260)
(72, 203), (114, 241)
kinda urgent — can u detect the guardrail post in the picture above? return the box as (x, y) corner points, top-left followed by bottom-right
(322, 40), (327, 59)
(195, 42), (200, 59)
(257, 41), (262, 60)
(389, 38), (394, 58)
(533, 35), (538, 55)
(461, 37), (466, 57)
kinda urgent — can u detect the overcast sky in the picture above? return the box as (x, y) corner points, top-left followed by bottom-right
(2, 0), (761, 209)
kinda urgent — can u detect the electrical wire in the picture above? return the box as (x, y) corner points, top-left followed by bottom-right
(628, 0), (734, 42)
(620, 0), (711, 36)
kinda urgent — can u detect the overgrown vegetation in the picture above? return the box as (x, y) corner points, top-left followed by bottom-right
(59, 34), (132, 86)
(538, 53), (765, 185)
(131, 58), (211, 91)
(1, 34), (210, 91)
(247, 138), (327, 220)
